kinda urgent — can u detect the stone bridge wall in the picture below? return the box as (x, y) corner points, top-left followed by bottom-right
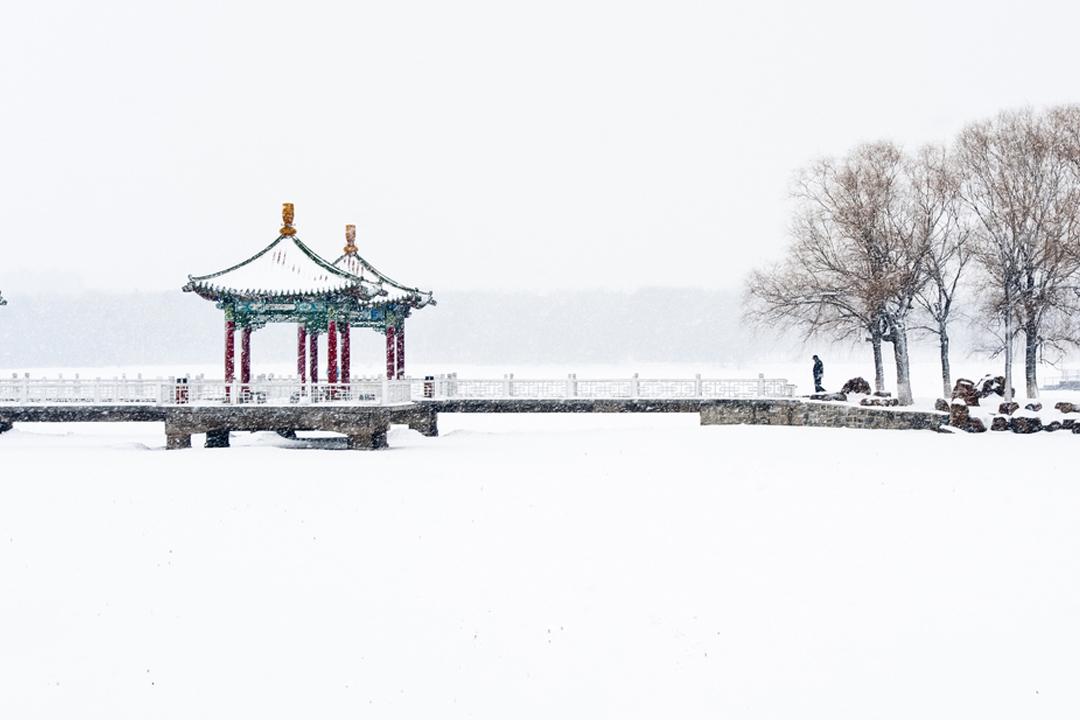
(697, 399), (946, 430)
(422, 398), (946, 431)
(0, 398), (948, 450)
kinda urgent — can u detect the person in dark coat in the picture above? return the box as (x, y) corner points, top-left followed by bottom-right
(812, 355), (824, 392)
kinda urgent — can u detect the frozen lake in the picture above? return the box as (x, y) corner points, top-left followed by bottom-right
(1, 412), (1079, 717)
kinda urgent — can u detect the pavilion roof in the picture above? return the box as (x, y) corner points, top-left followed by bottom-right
(332, 224), (436, 308)
(183, 205), (385, 302)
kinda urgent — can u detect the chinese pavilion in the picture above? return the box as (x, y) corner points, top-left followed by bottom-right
(332, 223), (434, 380)
(183, 203), (435, 396)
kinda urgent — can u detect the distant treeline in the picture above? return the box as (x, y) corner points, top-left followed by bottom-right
(0, 287), (994, 370)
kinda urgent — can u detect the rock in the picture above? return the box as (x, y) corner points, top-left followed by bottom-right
(873, 391), (892, 397)
(860, 397), (899, 407)
(949, 402), (970, 428)
(998, 401), (1020, 416)
(1073, 423), (1080, 434)
(1024, 402), (1043, 412)
(951, 378), (980, 406)
(979, 375), (1006, 398)
(1064, 418), (1076, 430)
(808, 392), (847, 402)
(1054, 402), (1076, 414)
(1045, 421), (1063, 432)
(934, 398), (950, 412)
(841, 377), (872, 395)
(965, 417), (987, 433)
(1010, 416), (1043, 434)
(991, 416), (1009, 431)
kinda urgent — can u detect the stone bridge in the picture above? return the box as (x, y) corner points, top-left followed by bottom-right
(0, 399), (948, 449)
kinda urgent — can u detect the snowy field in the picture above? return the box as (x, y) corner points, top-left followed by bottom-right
(2, 407), (1080, 717)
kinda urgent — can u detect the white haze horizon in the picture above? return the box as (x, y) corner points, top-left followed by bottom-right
(5, 0), (1080, 295)
(2, 288), (1077, 394)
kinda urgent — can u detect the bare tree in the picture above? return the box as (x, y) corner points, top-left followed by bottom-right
(745, 247), (885, 389)
(747, 162), (887, 392)
(747, 142), (928, 404)
(956, 109), (1080, 400)
(1048, 104), (1080, 294)
(1049, 103), (1080, 186)
(853, 143), (929, 406)
(908, 145), (972, 397)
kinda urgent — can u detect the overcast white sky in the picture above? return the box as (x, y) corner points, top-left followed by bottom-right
(2, 0), (1078, 294)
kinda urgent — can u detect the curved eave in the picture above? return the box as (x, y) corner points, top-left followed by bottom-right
(406, 292), (436, 309)
(348, 287), (435, 310)
(362, 293), (435, 311)
(182, 281), (379, 303)
(331, 252), (435, 309)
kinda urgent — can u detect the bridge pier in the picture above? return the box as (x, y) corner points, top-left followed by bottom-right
(165, 430), (192, 450)
(205, 429), (231, 448)
(162, 406), (394, 450)
(399, 405), (438, 437)
(347, 426), (388, 450)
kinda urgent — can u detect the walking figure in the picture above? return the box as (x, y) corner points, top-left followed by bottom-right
(812, 355), (824, 392)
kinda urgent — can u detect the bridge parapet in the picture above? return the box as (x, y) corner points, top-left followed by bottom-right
(0, 373), (797, 406)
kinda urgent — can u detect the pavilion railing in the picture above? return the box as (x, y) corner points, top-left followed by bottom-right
(0, 375), (413, 406)
(0, 373), (796, 406)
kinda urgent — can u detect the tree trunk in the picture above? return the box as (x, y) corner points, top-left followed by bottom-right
(939, 323), (951, 398)
(890, 322), (914, 406)
(870, 330), (885, 394)
(1024, 320), (1039, 399)
(1003, 309), (1014, 403)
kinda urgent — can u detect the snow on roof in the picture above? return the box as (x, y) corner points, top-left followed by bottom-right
(331, 224), (436, 308)
(184, 205), (384, 300)
(185, 234), (382, 299)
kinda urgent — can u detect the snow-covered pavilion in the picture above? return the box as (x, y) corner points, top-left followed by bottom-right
(332, 223), (435, 379)
(183, 203), (435, 397)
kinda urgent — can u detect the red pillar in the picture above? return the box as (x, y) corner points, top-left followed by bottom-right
(385, 326), (396, 379)
(327, 320), (339, 384)
(309, 331), (319, 385)
(297, 325), (307, 386)
(241, 326), (252, 384)
(340, 323), (351, 385)
(224, 318), (235, 402)
(396, 323), (405, 379)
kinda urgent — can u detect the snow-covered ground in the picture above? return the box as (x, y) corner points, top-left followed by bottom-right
(2, 411), (1080, 718)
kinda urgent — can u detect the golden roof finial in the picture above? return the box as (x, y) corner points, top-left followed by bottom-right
(344, 224), (357, 255)
(281, 203), (296, 236)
